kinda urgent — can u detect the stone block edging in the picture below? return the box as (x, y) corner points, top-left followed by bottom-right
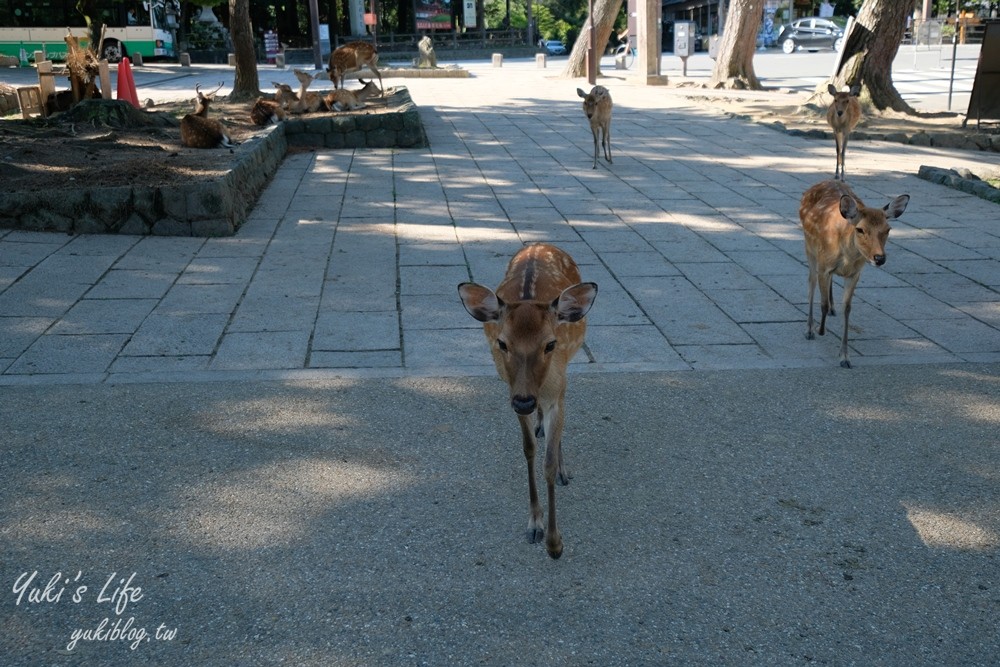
(917, 165), (1000, 204)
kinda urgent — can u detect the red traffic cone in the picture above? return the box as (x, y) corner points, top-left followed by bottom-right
(116, 57), (140, 108)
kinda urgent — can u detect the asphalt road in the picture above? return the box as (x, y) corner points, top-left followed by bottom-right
(2, 365), (998, 665)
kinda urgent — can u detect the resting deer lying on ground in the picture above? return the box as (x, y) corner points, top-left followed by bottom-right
(324, 79), (380, 111)
(827, 83), (862, 181)
(250, 97), (285, 126)
(459, 244), (598, 559)
(328, 41), (383, 93)
(577, 86), (612, 169)
(180, 83), (234, 149)
(272, 73), (325, 114)
(292, 69), (327, 112)
(800, 180), (909, 368)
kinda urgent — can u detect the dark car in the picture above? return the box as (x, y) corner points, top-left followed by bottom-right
(778, 17), (844, 53)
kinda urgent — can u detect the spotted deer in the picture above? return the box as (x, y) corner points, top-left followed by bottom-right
(827, 83), (862, 180)
(577, 86), (612, 169)
(800, 180), (909, 368)
(328, 41), (383, 93)
(324, 79), (380, 111)
(458, 244), (598, 559)
(180, 83), (234, 149)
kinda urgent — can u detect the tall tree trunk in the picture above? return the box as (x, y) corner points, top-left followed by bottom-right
(815, 0), (912, 113)
(708, 0), (762, 89)
(559, 0), (623, 78)
(230, 0), (261, 100)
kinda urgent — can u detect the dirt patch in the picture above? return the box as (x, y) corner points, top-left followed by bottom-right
(677, 87), (999, 149)
(0, 91), (399, 194)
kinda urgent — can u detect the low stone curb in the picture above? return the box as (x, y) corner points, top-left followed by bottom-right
(767, 120), (1000, 152)
(917, 165), (1000, 204)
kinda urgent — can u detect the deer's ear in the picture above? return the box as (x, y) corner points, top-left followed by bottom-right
(884, 194), (909, 219)
(839, 195), (859, 221)
(459, 283), (502, 322)
(577, 88), (587, 99)
(827, 84), (838, 96)
(553, 282), (598, 323)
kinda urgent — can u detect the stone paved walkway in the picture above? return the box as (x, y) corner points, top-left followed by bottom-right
(2, 62), (999, 384)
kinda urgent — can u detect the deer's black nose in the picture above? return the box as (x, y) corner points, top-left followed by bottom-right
(511, 395), (537, 415)
(874, 254), (886, 266)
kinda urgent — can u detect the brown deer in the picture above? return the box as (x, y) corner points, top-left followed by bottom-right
(324, 79), (380, 111)
(250, 97), (285, 126)
(458, 244), (598, 559)
(180, 83), (234, 149)
(800, 180), (909, 368)
(827, 83), (862, 181)
(328, 41), (383, 93)
(576, 86), (612, 169)
(291, 68), (327, 112)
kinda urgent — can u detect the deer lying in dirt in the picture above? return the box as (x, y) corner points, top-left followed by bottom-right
(577, 86), (612, 169)
(459, 243), (598, 559)
(800, 180), (909, 368)
(180, 83), (234, 149)
(250, 97), (285, 126)
(324, 79), (380, 111)
(328, 41), (383, 93)
(827, 83), (862, 181)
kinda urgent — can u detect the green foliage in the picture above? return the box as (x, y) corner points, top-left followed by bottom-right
(485, 0), (527, 28)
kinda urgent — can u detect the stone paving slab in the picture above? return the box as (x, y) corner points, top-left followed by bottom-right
(1, 66), (1000, 384)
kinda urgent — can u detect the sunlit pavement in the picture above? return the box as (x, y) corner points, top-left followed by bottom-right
(1, 48), (999, 667)
(1, 48), (998, 383)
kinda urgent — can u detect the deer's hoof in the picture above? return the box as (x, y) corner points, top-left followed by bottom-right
(527, 527), (544, 544)
(806, 331), (815, 340)
(557, 469), (571, 486)
(840, 359), (853, 369)
(546, 534), (563, 560)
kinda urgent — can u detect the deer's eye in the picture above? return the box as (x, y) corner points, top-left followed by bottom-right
(544, 340), (557, 353)
(497, 339), (508, 352)
(855, 227), (865, 235)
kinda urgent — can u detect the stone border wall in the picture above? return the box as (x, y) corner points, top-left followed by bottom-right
(0, 88), (427, 237)
(284, 88), (427, 149)
(918, 165), (1000, 204)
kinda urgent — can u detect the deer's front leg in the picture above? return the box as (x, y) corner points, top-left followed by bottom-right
(542, 398), (567, 559)
(838, 273), (862, 369)
(518, 413), (544, 544)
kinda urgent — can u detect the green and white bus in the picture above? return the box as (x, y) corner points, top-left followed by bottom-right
(0, 0), (179, 64)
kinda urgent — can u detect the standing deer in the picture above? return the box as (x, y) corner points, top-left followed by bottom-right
(577, 86), (612, 169)
(180, 83), (234, 149)
(324, 79), (380, 111)
(800, 180), (909, 368)
(328, 41), (383, 93)
(459, 244), (598, 559)
(827, 83), (862, 181)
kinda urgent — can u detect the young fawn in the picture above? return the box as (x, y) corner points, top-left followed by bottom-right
(800, 180), (909, 368)
(577, 86), (612, 169)
(180, 83), (234, 149)
(458, 244), (598, 559)
(328, 41), (383, 93)
(827, 83), (862, 181)
(324, 79), (380, 111)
